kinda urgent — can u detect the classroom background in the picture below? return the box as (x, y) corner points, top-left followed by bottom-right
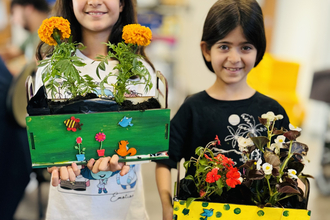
(1, 0), (330, 219)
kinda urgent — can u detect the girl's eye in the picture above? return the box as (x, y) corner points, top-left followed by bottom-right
(242, 46), (252, 51)
(219, 45), (229, 50)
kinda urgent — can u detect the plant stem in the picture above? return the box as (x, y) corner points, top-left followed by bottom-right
(279, 140), (293, 177)
(266, 176), (273, 196)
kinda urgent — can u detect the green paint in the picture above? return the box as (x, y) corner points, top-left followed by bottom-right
(234, 208), (241, 214)
(173, 206), (179, 211)
(223, 204), (230, 211)
(308, 210), (311, 216)
(182, 208), (190, 215)
(216, 211), (222, 217)
(179, 200), (185, 205)
(26, 109), (170, 167)
(202, 202), (209, 207)
(257, 210), (264, 216)
(199, 218), (204, 220)
(173, 214), (178, 220)
(283, 210), (289, 217)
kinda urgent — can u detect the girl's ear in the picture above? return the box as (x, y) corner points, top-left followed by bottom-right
(119, 0), (125, 12)
(200, 41), (211, 62)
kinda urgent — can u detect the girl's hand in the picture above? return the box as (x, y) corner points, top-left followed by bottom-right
(87, 155), (130, 176)
(47, 162), (80, 187)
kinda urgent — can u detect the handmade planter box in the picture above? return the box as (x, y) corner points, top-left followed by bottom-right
(26, 71), (170, 168)
(173, 200), (311, 220)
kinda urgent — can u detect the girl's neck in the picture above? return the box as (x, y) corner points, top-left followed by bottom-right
(79, 29), (111, 60)
(206, 78), (255, 101)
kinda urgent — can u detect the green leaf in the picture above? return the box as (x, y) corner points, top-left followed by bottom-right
(186, 197), (197, 208)
(185, 175), (194, 181)
(195, 147), (204, 156)
(250, 136), (269, 151)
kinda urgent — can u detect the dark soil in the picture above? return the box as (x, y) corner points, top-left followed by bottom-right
(27, 86), (161, 116)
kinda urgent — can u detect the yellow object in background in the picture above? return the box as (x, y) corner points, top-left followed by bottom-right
(173, 200), (311, 220)
(248, 53), (305, 127)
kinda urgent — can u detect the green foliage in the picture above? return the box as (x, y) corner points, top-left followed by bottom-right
(96, 42), (152, 104)
(39, 41), (98, 99)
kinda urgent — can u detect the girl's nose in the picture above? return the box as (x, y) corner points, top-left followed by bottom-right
(227, 49), (241, 64)
(88, 0), (102, 6)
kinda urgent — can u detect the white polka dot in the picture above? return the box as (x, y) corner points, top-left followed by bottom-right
(229, 114), (240, 126)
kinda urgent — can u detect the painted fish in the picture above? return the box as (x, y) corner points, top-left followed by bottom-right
(118, 116), (133, 128)
(64, 116), (83, 132)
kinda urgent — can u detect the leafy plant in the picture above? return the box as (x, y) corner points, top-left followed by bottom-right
(74, 137), (85, 154)
(96, 24), (153, 104)
(37, 16), (97, 99)
(238, 111), (312, 207)
(183, 136), (242, 207)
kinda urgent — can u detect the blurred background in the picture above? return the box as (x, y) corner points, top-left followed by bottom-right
(1, 0), (330, 219)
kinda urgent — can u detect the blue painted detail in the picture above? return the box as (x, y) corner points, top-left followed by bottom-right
(118, 116), (133, 128)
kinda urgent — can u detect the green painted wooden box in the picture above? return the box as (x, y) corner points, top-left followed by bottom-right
(26, 71), (170, 168)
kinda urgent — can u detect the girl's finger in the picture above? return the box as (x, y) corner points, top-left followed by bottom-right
(67, 166), (76, 182)
(51, 168), (59, 187)
(71, 162), (81, 176)
(60, 166), (69, 180)
(120, 164), (130, 176)
(47, 166), (57, 174)
(92, 158), (102, 174)
(87, 158), (95, 170)
(99, 157), (111, 171)
(109, 154), (121, 172)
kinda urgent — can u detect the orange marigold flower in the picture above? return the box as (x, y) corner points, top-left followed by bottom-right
(38, 16), (71, 46)
(205, 168), (221, 183)
(122, 24), (152, 46)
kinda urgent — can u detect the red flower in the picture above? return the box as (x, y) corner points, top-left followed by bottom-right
(206, 168), (221, 183)
(215, 135), (221, 145)
(226, 167), (241, 188)
(226, 178), (241, 188)
(76, 137), (82, 144)
(95, 132), (106, 142)
(199, 190), (206, 197)
(204, 154), (212, 161)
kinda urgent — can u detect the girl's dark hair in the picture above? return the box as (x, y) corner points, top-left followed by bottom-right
(201, 0), (266, 72)
(36, 0), (154, 70)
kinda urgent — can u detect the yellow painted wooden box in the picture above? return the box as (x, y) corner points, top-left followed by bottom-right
(173, 200), (311, 220)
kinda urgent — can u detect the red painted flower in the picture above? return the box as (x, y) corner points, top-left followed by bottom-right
(95, 132), (106, 142)
(76, 137), (82, 144)
(206, 168), (221, 183)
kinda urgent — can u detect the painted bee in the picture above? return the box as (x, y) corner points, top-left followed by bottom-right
(64, 116), (83, 132)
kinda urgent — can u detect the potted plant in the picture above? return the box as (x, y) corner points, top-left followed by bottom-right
(173, 112), (312, 220)
(95, 132), (106, 157)
(74, 137), (85, 161)
(26, 17), (170, 168)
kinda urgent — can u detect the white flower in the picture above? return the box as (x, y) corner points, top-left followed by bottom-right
(289, 123), (302, 132)
(275, 114), (284, 120)
(288, 169), (298, 179)
(237, 136), (254, 152)
(270, 143), (280, 154)
(262, 163), (273, 175)
(256, 158), (262, 170)
(275, 135), (286, 145)
(261, 111), (276, 121)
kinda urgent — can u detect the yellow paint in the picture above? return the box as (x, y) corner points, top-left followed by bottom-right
(173, 200), (311, 220)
